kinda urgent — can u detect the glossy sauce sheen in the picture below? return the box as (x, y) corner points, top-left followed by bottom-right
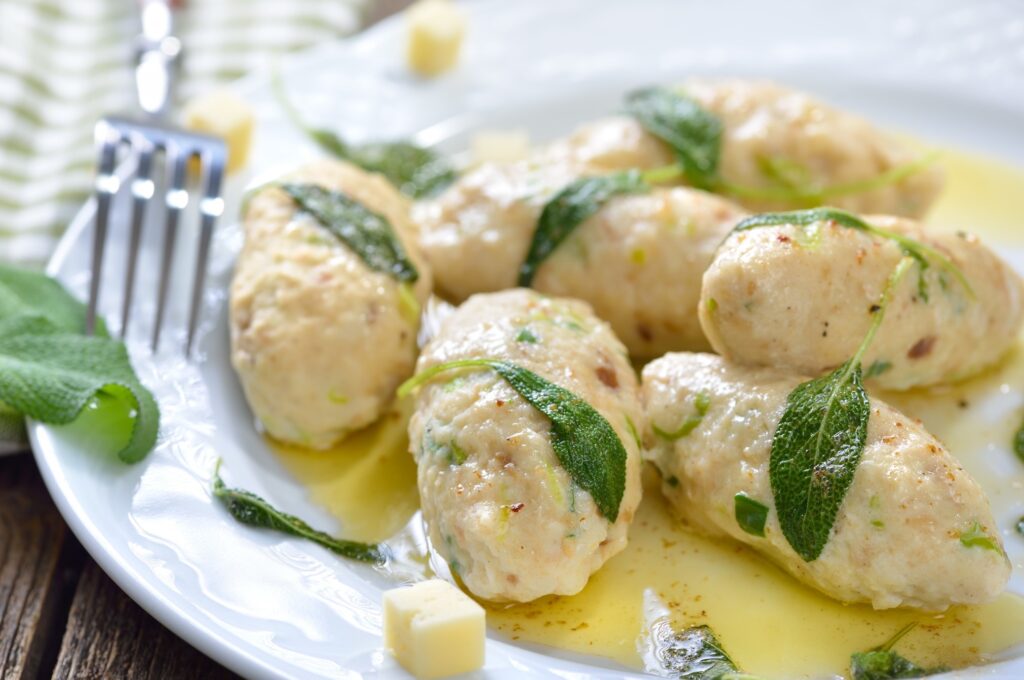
(273, 145), (1024, 679)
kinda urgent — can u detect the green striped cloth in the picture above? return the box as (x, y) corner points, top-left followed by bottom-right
(0, 0), (370, 266)
(0, 0), (372, 454)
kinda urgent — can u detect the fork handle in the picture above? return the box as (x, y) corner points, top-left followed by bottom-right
(135, 0), (182, 120)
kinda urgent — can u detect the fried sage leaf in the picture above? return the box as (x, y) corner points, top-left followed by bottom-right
(213, 462), (387, 564)
(282, 183), (419, 283)
(850, 623), (947, 680)
(400, 359), (628, 521)
(770, 257), (912, 561)
(273, 75), (454, 198)
(519, 170), (648, 286)
(625, 87), (722, 189)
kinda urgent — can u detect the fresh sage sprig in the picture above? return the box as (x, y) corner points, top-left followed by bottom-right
(770, 257), (912, 562)
(272, 72), (455, 199)
(626, 86), (938, 205)
(0, 265), (158, 463)
(518, 170), (649, 286)
(731, 207), (972, 303)
(282, 183), (419, 283)
(212, 461), (387, 564)
(849, 623), (947, 680)
(399, 359), (628, 521)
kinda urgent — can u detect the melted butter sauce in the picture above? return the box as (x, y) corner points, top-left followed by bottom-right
(272, 146), (1024, 678)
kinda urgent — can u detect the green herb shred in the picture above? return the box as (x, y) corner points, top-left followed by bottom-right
(399, 359), (628, 521)
(959, 521), (1003, 553)
(212, 461), (386, 564)
(653, 390), (710, 441)
(849, 623), (947, 680)
(519, 171), (648, 286)
(734, 493), (769, 537)
(770, 257), (912, 561)
(282, 183), (419, 283)
(863, 360), (893, 380)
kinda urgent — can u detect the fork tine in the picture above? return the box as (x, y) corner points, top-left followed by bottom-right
(151, 145), (189, 352)
(87, 121), (121, 336)
(119, 140), (156, 338)
(185, 144), (226, 356)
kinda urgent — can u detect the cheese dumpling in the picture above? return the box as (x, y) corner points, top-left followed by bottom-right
(700, 213), (1024, 390)
(230, 159), (432, 448)
(408, 289), (644, 602)
(642, 352), (1010, 610)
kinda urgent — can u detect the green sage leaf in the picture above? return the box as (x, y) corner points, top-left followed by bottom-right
(0, 314), (158, 463)
(213, 462), (387, 564)
(770, 357), (870, 561)
(647, 622), (741, 680)
(850, 623), (947, 680)
(273, 74), (454, 198)
(1014, 414), (1024, 465)
(399, 359), (628, 521)
(282, 183), (419, 283)
(625, 87), (722, 189)
(519, 171), (648, 286)
(769, 256), (913, 561)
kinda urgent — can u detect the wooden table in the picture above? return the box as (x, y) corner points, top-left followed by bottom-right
(0, 3), (414, 677)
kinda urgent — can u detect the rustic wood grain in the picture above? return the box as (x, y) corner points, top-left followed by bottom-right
(0, 453), (78, 680)
(51, 561), (240, 680)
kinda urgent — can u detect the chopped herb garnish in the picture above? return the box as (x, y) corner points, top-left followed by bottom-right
(864, 360), (893, 380)
(273, 74), (454, 198)
(849, 623), (947, 680)
(515, 328), (539, 344)
(1016, 517), (1024, 536)
(734, 493), (769, 537)
(624, 413), (643, 449)
(653, 390), (710, 440)
(1014, 415), (1024, 465)
(399, 359), (628, 521)
(282, 183), (419, 283)
(0, 265), (157, 463)
(519, 171), (648, 286)
(770, 257), (911, 561)
(959, 521), (1002, 553)
(731, 208), (972, 303)
(212, 461), (386, 564)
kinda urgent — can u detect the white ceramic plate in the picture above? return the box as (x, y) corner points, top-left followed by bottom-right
(30, 0), (1024, 677)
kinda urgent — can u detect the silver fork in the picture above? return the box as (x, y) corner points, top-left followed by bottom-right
(87, 0), (226, 355)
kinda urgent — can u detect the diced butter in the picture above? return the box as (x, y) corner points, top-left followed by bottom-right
(383, 579), (485, 679)
(471, 129), (531, 164)
(405, 0), (466, 77)
(182, 89), (255, 174)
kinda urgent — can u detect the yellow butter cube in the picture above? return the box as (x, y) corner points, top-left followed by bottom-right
(182, 89), (255, 174)
(471, 129), (531, 164)
(383, 579), (485, 679)
(405, 0), (466, 78)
